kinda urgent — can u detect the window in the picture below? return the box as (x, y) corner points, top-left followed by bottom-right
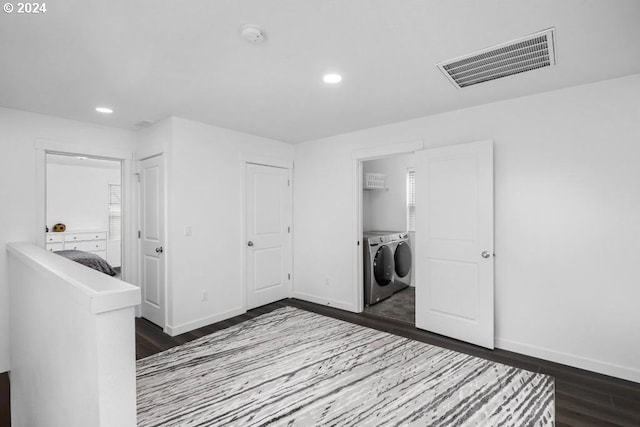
(407, 168), (415, 232)
(108, 184), (121, 240)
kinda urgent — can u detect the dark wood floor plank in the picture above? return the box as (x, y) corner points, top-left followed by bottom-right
(557, 393), (638, 427)
(0, 372), (9, 427)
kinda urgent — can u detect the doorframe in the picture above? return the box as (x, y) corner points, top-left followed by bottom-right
(240, 155), (294, 312)
(351, 140), (425, 313)
(35, 138), (137, 286)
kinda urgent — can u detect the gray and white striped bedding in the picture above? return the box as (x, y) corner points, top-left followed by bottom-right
(137, 307), (554, 426)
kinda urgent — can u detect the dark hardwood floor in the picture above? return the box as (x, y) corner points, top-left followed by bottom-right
(2, 298), (639, 427)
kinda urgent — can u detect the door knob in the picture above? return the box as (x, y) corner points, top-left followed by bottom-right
(155, 247), (164, 254)
(247, 241), (254, 247)
(481, 251), (491, 258)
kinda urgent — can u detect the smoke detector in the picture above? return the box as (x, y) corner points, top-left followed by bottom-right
(240, 24), (265, 44)
(437, 28), (556, 89)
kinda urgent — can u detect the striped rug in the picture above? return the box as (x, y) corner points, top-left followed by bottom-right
(137, 307), (554, 426)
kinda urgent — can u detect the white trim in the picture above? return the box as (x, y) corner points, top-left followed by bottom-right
(165, 307), (246, 336)
(496, 336), (640, 384)
(292, 291), (357, 313)
(351, 140), (424, 160)
(239, 156), (247, 312)
(35, 149), (46, 249)
(353, 161), (364, 313)
(241, 154), (293, 170)
(35, 138), (131, 160)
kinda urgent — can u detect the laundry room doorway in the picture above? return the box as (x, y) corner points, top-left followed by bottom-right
(361, 154), (416, 325)
(354, 140), (495, 349)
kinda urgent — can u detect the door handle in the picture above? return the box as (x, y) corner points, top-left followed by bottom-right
(481, 251), (491, 259)
(155, 247), (164, 254)
(247, 241), (254, 247)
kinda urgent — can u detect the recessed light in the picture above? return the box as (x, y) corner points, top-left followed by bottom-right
(323, 74), (342, 84)
(75, 156), (88, 160)
(95, 106), (113, 114)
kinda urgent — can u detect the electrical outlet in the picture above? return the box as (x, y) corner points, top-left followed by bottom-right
(201, 291), (208, 302)
(324, 277), (330, 287)
(184, 226), (192, 237)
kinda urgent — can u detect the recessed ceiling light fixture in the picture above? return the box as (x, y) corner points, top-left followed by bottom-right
(95, 106), (113, 114)
(323, 73), (342, 84)
(75, 156), (88, 160)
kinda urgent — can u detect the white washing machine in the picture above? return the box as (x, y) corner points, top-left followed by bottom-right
(363, 231), (412, 306)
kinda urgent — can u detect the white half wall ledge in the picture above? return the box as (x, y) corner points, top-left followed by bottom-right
(6, 242), (140, 313)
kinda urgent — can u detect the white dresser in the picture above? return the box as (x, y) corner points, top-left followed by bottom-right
(46, 231), (108, 260)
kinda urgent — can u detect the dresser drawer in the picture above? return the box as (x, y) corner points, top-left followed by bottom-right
(46, 234), (64, 243)
(46, 243), (64, 252)
(64, 240), (107, 252)
(65, 232), (107, 242)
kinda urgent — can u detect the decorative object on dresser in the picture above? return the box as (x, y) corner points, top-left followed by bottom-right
(45, 230), (108, 260)
(52, 223), (66, 232)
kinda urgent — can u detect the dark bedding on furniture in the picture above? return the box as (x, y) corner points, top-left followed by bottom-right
(54, 250), (117, 276)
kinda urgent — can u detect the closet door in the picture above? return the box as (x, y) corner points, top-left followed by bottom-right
(414, 140), (494, 349)
(245, 163), (292, 309)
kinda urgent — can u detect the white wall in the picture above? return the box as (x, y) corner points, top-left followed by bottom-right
(0, 106), (136, 374)
(47, 160), (120, 232)
(136, 117), (294, 334)
(294, 73), (640, 382)
(47, 160), (122, 267)
(363, 154), (414, 232)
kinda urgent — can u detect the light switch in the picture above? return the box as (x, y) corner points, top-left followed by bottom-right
(184, 226), (192, 236)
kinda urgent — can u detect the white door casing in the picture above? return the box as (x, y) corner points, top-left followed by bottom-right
(245, 163), (292, 310)
(415, 140), (494, 349)
(139, 155), (166, 327)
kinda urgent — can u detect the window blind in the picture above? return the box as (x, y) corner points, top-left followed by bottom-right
(407, 169), (415, 232)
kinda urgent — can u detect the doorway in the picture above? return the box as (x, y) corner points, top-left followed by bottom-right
(361, 154), (416, 324)
(45, 153), (124, 278)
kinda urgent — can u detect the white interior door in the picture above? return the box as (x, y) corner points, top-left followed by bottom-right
(415, 140), (494, 349)
(245, 163), (291, 310)
(139, 155), (165, 327)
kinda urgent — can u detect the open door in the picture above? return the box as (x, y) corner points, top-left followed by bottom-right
(139, 155), (166, 328)
(414, 140), (494, 349)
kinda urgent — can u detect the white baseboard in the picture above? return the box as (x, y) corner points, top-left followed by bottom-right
(165, 307), (246, 336)
(496, 337), (640, 384)
(292, 292), (357, 313)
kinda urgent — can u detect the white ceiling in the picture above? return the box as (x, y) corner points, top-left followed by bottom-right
(1, 1), (639, 143)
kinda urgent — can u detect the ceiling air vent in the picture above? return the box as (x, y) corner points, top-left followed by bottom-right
(437, 28), (556, 89)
